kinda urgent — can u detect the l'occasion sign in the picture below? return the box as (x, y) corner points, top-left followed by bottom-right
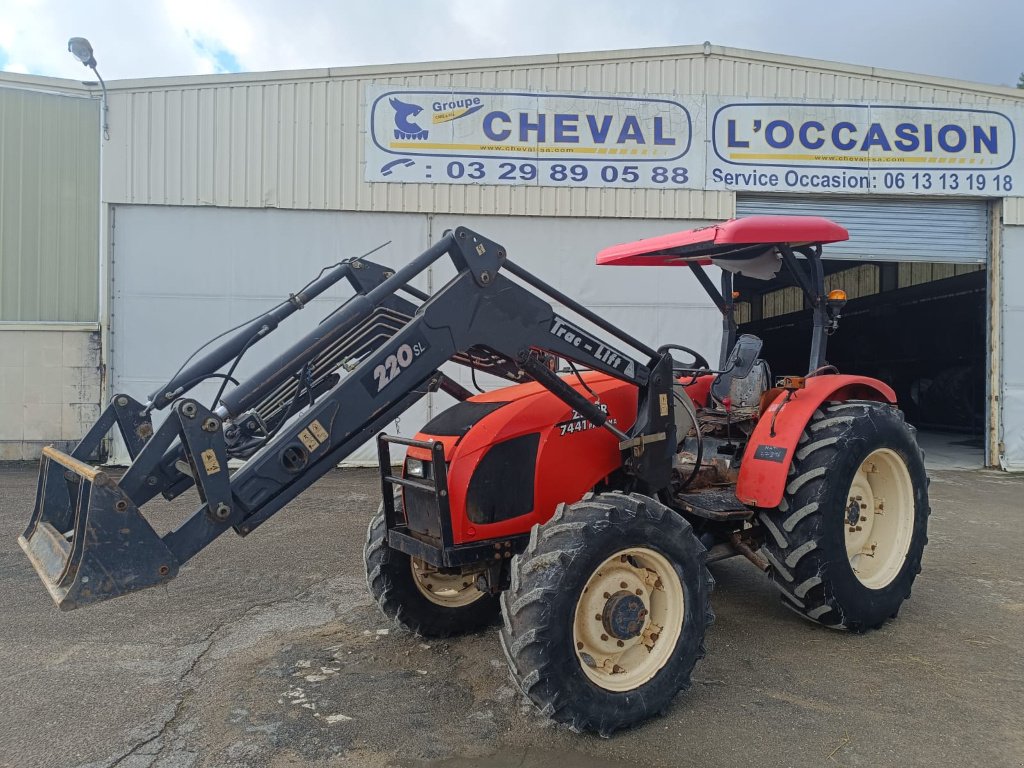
(705, 98), (1018, 196)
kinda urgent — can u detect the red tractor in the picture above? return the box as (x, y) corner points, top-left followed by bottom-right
(20, 216), (929, 736)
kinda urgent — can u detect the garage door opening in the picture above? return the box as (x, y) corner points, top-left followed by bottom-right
(735, 195), (991, 470)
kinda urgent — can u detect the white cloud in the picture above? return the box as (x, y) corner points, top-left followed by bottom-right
(0, 0), (1020, 87)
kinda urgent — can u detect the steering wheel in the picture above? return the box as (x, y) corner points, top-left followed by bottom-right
(658, 344), (710, 373)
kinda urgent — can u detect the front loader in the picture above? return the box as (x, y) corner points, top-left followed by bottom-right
(19, 217), (929, 735)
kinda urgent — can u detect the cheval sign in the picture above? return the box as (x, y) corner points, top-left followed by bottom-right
(365, 86), (702, 188)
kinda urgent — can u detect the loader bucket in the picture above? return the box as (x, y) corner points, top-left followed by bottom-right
(18, 446), (180, 611)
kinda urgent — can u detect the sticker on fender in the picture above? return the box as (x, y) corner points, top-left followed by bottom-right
(361, 332), (430, 395)
(753, 444), (787, 463)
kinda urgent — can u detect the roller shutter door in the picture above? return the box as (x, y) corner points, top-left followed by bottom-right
(736, 195), (989, 264)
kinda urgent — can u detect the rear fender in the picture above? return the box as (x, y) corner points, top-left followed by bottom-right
(735, 375), (896, 509)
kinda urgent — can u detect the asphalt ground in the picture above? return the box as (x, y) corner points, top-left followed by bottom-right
(0, 463), (1022, 768)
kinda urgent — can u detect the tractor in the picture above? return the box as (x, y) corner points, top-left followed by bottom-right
(19, 216), (929, 736)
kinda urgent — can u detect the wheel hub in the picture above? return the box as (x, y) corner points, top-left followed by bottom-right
(844, 497), (862, 527)
(410, 558), (484, 608)
(843, 449), (915, 589)
(572, 547), (685, 692)
(602, 591), (648, 640)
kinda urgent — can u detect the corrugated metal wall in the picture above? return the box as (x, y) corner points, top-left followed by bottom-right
(736, 195), (990, 263)
(103, 56), (726, 219)
(0, 85), (99, 321)
(101, 47), (1024, 222)
(1005, 198), (1024, 226)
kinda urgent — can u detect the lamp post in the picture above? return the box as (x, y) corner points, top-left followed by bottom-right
(68, 37), (111, 458)
(68, 37), (108, 140)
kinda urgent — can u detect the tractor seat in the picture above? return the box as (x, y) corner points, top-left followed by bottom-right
(710, 334), (769, 411)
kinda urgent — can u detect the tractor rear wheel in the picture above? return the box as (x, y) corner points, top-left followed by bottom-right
(759, 401), (929, 632)
(364, 497), (499, 637)
(500, 492), (713, 735)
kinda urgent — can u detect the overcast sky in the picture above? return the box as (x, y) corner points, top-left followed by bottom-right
(0, 0), (1020, 89)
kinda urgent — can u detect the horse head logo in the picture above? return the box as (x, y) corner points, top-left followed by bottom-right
(390, 97), (429, 141)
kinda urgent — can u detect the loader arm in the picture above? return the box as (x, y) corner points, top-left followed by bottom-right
(20, 226), (678, 610)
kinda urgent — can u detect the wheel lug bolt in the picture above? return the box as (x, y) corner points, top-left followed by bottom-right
(577, 641), (584, 650)
(600, 634), (609, 641)
(635, 589), (642, 596)
(616, 640), (624, 647)
(620, 582), (628, 589)
(595, 614), (602, 621)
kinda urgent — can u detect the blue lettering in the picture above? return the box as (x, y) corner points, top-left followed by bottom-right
(832, 122), (857, 151)
(973, 125), (998, 154)
(727, 119), (749, 148)
(553, 113), (579, 143)
(653, 116), (676, 145)
(894, 123), (919, 151)
(483, 111), (511, 142)
(519, 113), (546, 142)
(923, 124), (933, 152)
(860, 123), (891, 152)
(617, 115), (645, 144)
(587, 114), (613, 143)
(938, 124), (966, 153)
(765, 120), (794, 149)
(798, 120), (825, 150)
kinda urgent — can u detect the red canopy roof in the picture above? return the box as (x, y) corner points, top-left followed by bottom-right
(596, 216), (849, 267)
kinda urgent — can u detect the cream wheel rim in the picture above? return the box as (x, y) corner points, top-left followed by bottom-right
(572, 547), (685, 692)
(844, 448), (916, 589)
(410, 558), (484, 608)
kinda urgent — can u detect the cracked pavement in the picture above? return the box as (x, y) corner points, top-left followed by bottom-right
(1, 464), (1023, 767)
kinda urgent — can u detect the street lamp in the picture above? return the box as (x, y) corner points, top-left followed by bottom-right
(67, 36), (112, 457)
(67, 37), (108, 140)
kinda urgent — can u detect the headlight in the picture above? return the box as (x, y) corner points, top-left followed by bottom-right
(406, 458), (426, 478)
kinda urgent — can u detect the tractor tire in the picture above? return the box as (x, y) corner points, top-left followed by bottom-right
(499, 492), (713, 736)
(364, 498), (499, 637)
(759, 400), (929, 632)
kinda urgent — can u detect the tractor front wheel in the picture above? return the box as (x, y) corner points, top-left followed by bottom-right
(500, 492), (713, 735)
(364, 498), (499, 637)
(759, 401), (929, 631)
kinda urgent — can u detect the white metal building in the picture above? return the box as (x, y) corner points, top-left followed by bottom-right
(2, 44), (1023, 469)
